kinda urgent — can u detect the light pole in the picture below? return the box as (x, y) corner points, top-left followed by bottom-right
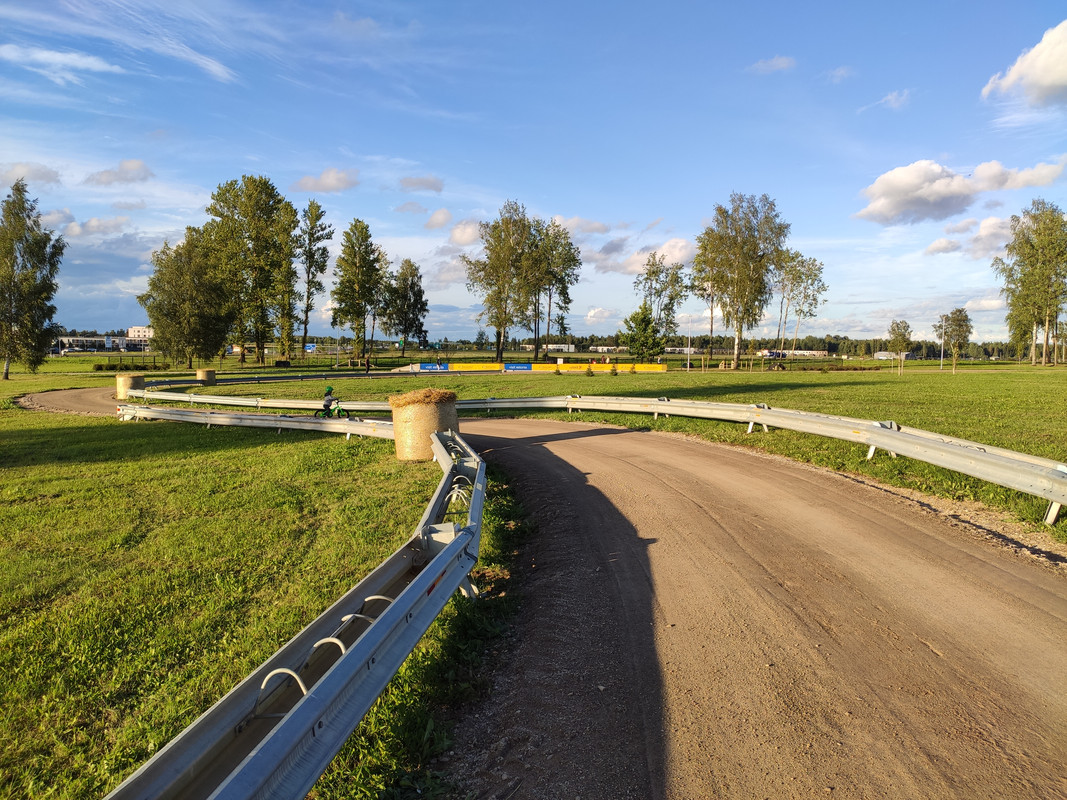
(686, 314), (692, 372)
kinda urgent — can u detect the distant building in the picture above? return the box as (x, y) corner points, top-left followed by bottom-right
(874, 351), (911, 360)
(126, 326), (154, 349)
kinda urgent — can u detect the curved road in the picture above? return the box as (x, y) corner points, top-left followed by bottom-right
(23, 390), (1067, 798)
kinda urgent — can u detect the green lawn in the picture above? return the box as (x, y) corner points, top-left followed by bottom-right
(1, 361), (1064, 797)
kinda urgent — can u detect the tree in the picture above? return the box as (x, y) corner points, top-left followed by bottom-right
(634, 252), (688, 339)
(886, 319), (912, 376)
(331, 218), (387, 361)
(689, 252), (718, 357)
(786, 255), (827, 357)
(620, 301), (664, 363)
(528, 218), (581, 359)
(381, 258), (429, 356)
(0, 179), (65, 379)
(933, 308), (973, 374)
(694, 193), (790, 368)
(295, 199), (334, 355)
(203, 175), (298, 364)
(463, 200), (536, 362)
(138, 228), (233, 368)
(992, 199), (1067, 366)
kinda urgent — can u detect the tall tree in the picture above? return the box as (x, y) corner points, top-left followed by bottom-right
(0, 179), (65, 380)
(886, 319), (912, 376)
(785, 255), (827, 357)
(463, 200), (536, 362)
(689, 253), (718, 358)
(933, 308), (973, 374)
(138, 228), (233, 368)
(528, 218), (582, 359)
(203, 175), (298, 364)
(381, 258), (429, 356)
(634, 252), (688, 339)
(694, 193), (790, 368)
(992, 198), (1067, 366)
(620, 301), (664, 363)
(331, 218), (387, 361)
(295, 199), (334, 355)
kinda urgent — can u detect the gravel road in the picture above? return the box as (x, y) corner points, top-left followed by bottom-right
(449, 418), (1067, 800)
(20, 390), (1067, 798)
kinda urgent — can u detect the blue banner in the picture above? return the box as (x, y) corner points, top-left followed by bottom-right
(420, 363), (450, 371)
(504, 363), (532, 371)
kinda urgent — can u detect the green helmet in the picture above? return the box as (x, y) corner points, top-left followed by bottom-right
(325, 386), (334, 393)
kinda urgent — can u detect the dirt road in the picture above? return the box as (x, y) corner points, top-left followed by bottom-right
(450, 418), (1067, 800)
(20, 391), (1067, 798)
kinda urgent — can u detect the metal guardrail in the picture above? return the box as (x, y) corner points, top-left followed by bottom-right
(116, 403), (394, 439)
(125, 389), (1067, 523)
(105, 428), (485, 799)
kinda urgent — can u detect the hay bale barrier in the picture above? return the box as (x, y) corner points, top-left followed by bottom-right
(115, 373), (144, 400)
(195, 368), (216, 386)
(389, 388), (459, 462)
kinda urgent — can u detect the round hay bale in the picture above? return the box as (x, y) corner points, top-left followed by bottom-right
(196, 368), (216, 386)
(116, 373), (145, 400)
(388, 388), (459, 461)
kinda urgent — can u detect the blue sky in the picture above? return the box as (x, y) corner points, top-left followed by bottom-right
(2, 2), (1065, 344)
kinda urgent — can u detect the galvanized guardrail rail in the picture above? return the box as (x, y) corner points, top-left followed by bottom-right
(125, 389), (1067, 524)
(105, 426), (485, 799)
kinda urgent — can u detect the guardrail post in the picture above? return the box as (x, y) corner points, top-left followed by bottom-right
(747, 403), (770, 434)
(1046, 466), (1067, 525)
(867, 421), (900, 460)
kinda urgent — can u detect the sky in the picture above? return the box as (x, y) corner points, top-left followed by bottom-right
(2, 1), (1066, 344)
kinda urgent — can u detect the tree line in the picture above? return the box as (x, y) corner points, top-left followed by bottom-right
(138, 175), (430, 368)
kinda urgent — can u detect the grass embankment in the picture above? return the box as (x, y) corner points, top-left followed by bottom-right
(191, 364), (1067, 537)
(0, 370), (523, 798)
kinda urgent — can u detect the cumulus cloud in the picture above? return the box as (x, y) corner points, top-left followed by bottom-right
(965, 293), (1006, 313)
(64, 216), (130, 237)
(41, 208), (75, 228)
(925, 238), (961, 255)
(1, 161), (61, 186)
(84, 159), (154, 185)
(395, 201), (427, 214)
(552, 214), (611, 234)
(425, 208), (452, 229)
(400, 174), (444, 193)
(856, 157), (1066, 224)
(425, 256), (468, 291)
(966, 216), (1011, 260)
(0, 44), (124, 86)
(944, 218), (977, 234)
(749, 55), (796, 74)
(982, 20), (1067, 107)
(449, 219), (480, 246)
(292, 167), (359, 193)
(616, 238), (696, 275)
(584, 307), (617, 326)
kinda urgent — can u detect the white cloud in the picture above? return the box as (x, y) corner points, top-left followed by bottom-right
(982, 20), (1067, 107)
(749, 55), (795, 74)
(64, 216), (130, 237)
(944, 218), (977, 234)
(41, 208), (75, 228)
(827, 66), (855, 84)
(425, 208), (452, 229)
(856, 157), (1066, 225)
(965, 293), (1006, 313)
(84, 159), (154, 185)
(426, 256), (468, 290)
(925, 238), (961, 255)
(1, 161), (61, 185)
(859, 89), (910, 113)
(400, 174), (444, 193)
(616, 237), (696, 275)
(449, 219), (480, 246)
(584, 307), (617, 326)
(552, 214), (610, 234)
(0, 44), (124, 86)
(966, 216), (1011, 260)
(395, 201), (427, 214)
(292, 167), (359, 193)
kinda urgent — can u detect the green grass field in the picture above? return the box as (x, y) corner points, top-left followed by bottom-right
(1, 361), (1064, 797)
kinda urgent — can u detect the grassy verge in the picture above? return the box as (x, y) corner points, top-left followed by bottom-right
(0, 371), (525, 798)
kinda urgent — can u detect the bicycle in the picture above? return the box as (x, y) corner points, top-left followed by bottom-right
(314, 403), (350, 419)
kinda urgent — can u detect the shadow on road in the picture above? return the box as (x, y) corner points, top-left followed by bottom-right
(461, 424), (665, 799)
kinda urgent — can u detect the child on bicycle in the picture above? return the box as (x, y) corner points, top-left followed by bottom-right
(323, 386), (336, 414)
